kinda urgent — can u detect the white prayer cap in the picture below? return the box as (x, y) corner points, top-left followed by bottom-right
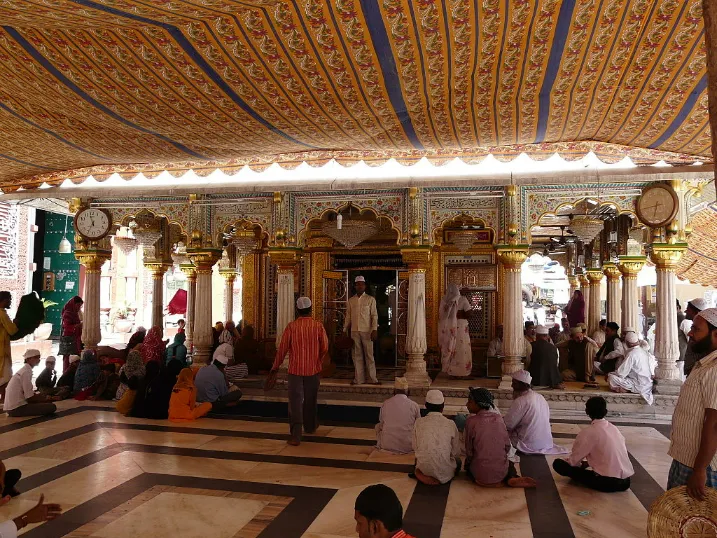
(45, 355), (56, 363)
(688, 298), (707, 312)
(625, 332), (639, 345)
(394, 377), (409, 391)
(570, 327), (583, 335)
(425, 389), (444, 405)
(69, 354), (80, 364)
(696, 308), (717, 328)
(354, 276), (365, 283)
(622, 327), (635, 334)
(214, 353), (230, 365)
(512, 370), (532, 385)
(23, 349), (41, 359)
(535, 325), (549, 335)
(296, 296), (312, 309)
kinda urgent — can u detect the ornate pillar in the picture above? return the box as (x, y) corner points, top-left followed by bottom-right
(187, 245), (222, 365)
(242, 253), (260, 331)
(75, 249), (111, 349)
(602, 262), (622, 324)
(180, 263), (197, 351)
(144, 262), (171, 329)
(307, 236), (333, 323)
(269, 248), (299, 370)
(219, 268), (237, 322)
(586, 269), (603, 334)
(568, 275), (579, 296)
(401, 247), (432, 388)
(650, 244), (687, 394)
(617, 256), (646, 333)
(578, 273), (590, 326)
(496, 245), (529, 389)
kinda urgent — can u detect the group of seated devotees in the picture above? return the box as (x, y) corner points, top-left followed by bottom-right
(3, 350), (59, 417)
(377, 370), (567, 488)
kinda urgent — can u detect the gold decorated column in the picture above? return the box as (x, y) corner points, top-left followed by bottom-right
(568, 275), (579, 296)
(650, 243), (687, 394)
(578, 273), (590, 326)
(75, 249), (111, 349)
(617, 256), (646, 333)
(586, 269), (604, 334)
(496, 244), (529, 389)
(401, 247), (432, 388)
(602, 263), (622, 325)
(144, 261), (172, 330)
(180, 263), (197, 351)
(306, 236), (334, 323)
(219, 268), (238, 323)
(187, 241), (222, 365)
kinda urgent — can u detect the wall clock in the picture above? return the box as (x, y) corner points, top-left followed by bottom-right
(635, 183), (678, 228)
(74, 207), (111, 242)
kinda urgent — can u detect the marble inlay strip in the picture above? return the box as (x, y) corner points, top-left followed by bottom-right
(520, 455), (575, 538)
(21, 473), (336, 538)
(402, 481), (450, 538)
(0, 423), (102, 459)
(627, 453), (666, 511)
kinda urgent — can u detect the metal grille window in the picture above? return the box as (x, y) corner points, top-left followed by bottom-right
(464, 290), (491, 341)
(0, 203), (18, 278)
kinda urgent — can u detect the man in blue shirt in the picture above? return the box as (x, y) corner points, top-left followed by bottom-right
(195, 353), (242, 410)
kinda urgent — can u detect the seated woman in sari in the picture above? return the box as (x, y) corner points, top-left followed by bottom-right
(165, 333), (188, 366)
(169, 368), (213, 422)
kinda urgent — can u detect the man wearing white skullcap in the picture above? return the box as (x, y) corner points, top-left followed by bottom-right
(3, 349), (57, 417)
(344, 276), (379, 384)
(375, 377), (420, 454)
(682, 298), (709, 376)
(411, 390), (461, 485)
(270, 297), (329, 446)
(503, 370), (567, 455)
(528, 325), (564, 389)
(669, 307), (717, 500)
(607, 332), (654, 405)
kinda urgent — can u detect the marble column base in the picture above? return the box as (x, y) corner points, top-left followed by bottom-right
(653, 378), (682, 395)
(405, 354), (431, 388)
(499, 357), (523, 390)
(192, 348), (211, 366)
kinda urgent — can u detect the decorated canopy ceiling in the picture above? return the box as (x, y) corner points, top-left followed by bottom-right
(0, 0), (711, 190)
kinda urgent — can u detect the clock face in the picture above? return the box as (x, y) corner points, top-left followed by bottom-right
(75, 208), (110, 240)
(637, 185), (678, 227)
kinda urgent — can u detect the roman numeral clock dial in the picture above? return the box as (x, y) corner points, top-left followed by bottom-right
(74, 208), (111, 242)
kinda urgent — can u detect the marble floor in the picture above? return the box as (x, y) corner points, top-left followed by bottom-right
(0, 400), (670, 538)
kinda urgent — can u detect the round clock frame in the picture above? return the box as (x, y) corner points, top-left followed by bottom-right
(73, 207), (112, 242)
(635, 183), (679, 228)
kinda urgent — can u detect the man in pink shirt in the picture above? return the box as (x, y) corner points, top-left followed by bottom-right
(553, 396), (634, 492)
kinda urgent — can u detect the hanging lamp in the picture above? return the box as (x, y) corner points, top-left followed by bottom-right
(58, 215), (72, 254)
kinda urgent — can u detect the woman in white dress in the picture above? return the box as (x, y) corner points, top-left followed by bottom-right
(438, 284), (473, 379)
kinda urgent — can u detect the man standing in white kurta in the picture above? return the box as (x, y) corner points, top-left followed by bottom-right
(344, 276), (379, 385)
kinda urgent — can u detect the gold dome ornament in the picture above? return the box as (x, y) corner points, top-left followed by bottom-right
(647, 486), (717, 538)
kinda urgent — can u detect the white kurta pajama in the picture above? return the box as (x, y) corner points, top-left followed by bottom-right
(504, 390), (568, 455)
(608, 345), (654, 405)
(438, 285), (473, 377)
(344, 293), (379, 384)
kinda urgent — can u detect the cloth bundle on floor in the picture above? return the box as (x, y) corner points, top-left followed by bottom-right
(10, 292), (45, 340)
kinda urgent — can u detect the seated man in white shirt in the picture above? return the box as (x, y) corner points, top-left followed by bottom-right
(553, 396), (634, 492)
(376, 377), (421, 454)
(411, 390), (462, 485)
(3, 350), (57, 417)
(487, 325), (503, 358)
(608, 332), (654, 405)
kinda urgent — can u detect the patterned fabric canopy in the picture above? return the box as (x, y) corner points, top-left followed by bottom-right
(677, 204), (717, 287)
(0, 0), (710, 189)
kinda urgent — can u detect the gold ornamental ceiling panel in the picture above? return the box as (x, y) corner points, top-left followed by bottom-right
(0, 0), (711, 189)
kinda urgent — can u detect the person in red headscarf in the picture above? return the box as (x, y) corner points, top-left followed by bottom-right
(140, 326), (166, 364)
(60, 296), (83, 372)
(565, 290), (586, 328)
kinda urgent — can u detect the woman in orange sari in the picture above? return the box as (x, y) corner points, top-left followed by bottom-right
(169, 368), (212, 422)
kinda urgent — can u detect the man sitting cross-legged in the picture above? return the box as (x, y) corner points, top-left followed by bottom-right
(464, 387), (536, 489)
(553, 396), (633, 492)
(375, 377), (420, 454)
(411, 389), (461, 485)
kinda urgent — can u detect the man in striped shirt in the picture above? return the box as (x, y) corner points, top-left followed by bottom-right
(271, 297), (329, 446)
(669, 307), (717, 500)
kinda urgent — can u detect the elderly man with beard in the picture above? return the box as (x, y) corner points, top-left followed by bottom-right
(682, 298), (707, 377)
(668, 308), (717, 500)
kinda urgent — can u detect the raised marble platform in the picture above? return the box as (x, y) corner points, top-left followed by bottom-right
(236, 373), (677, 422)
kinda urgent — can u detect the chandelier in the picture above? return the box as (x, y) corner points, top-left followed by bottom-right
(171, 241), (189, 266)
(113, 227), (138, 255)
(629, 227), (645, 243)
(224, 227), (259, 257)
(451, 230), (478, 252)
(570, 216), (604, 244)
(129, 218), (161, 258)
(321, 205), (378, 249)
